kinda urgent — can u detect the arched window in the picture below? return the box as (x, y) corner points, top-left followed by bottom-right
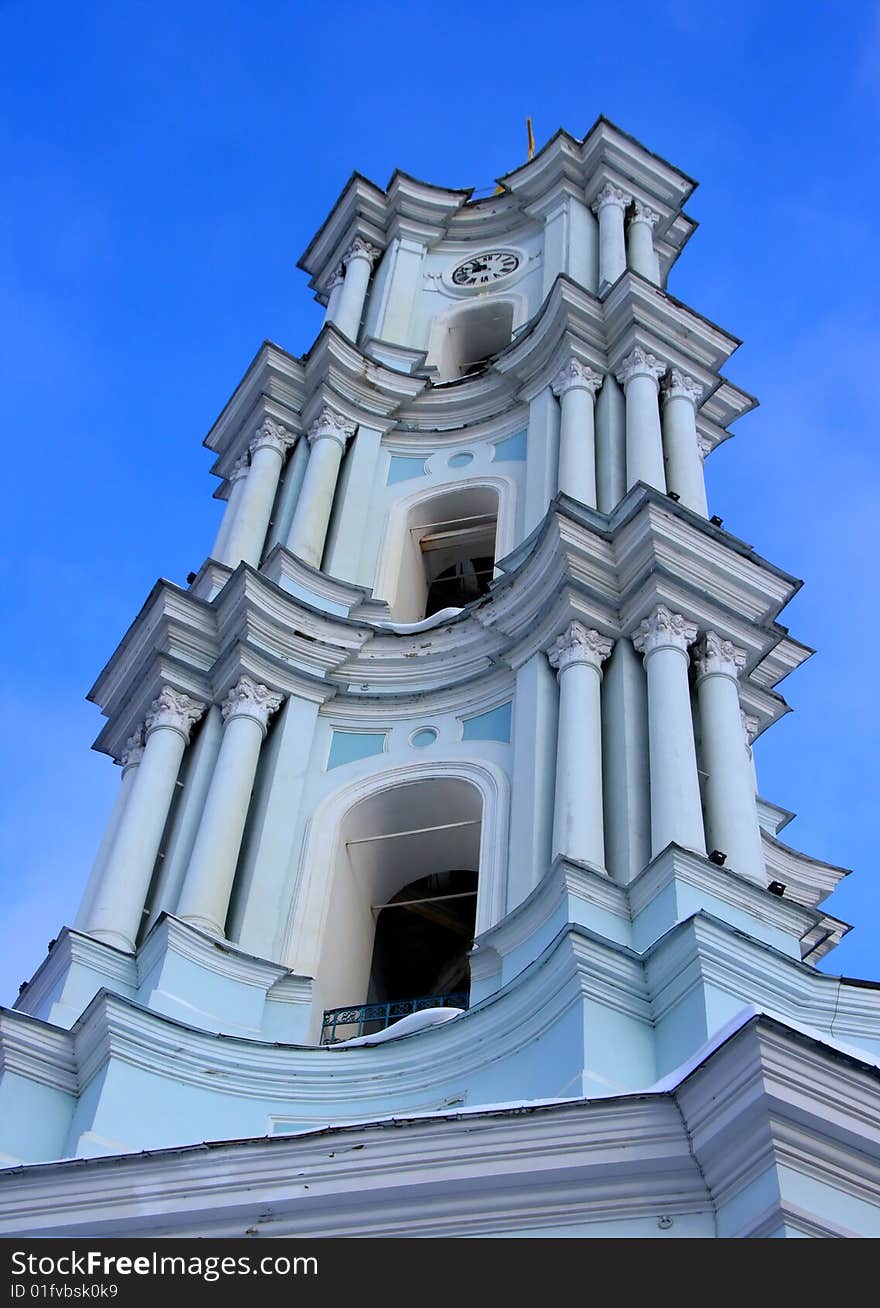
(393, 485), (499, 623)
(314, 777), (482, 1041)
(429, 300), (515, 380)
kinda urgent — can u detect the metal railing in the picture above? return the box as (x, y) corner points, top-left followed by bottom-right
(321, 992), (468, 1044)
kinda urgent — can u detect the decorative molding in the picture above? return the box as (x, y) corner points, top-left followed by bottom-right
(631, 200), (660, 228)
(307, 406), (357, 450)
(221, 676), (283, 732)
(693, 630), (748, 680)
(228, 454), (250, 483)
(551, 359), (603, 400)
(698, 435), (712, 461)
(144, 687), (206, 742)
(118, 727), (145, 771)
(327, 267), (345, 290)
(547, 622), (613, 675)
(662, 369), (703, 409)
(343, 236), (381, 268)
(591, 182), (632, 214)
(632, 606), (698, 658)
(249, 418), (296, 460)
(615, 347), (665, 388)
(741, 710), (760, 745)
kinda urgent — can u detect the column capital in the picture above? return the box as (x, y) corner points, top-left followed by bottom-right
(343, 235), (381, 268)
(221, 676), (283, 733)
(693, 630), (748, 680)
(327, 266), (345, 290)
(698, 435), (712, 462)
(307, 406), (357, 449)
(548, 622), (613, 675)
(662, 369), (704, 409)
(228, 453), (250, 483)
(592, 182), (632, 214)
(118, 727), (145, 771)
(145, 686), (206, 742)
(741, 710), (760, 745)
(615, 347), (665, 389)
(551, 359), (603, 399)
(249, 418), (296, 460)
(630, 199), (660, 228)
(633, 605), (698, 658)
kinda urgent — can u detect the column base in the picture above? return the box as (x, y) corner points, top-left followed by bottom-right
(177, 912), (226, 938)
(87, 927), (136, 954)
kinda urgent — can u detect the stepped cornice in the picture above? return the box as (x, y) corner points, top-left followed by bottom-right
(298, 117), (700, 301)
(87, 487), (811, 761)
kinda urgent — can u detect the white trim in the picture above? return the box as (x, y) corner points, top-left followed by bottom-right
(372, 475), (517, 615)
(281, 759), (511, 979)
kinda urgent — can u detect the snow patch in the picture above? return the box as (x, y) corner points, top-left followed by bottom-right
(328, 1006), (463, 1048)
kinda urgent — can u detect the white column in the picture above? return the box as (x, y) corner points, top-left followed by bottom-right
(74, 730), (144, 931)
(286, 406), (356, 568)
(694, 633), (766, 884)
(661, 370), (709, 516)
(548, 622), (614, 870)
(220, 419), (296, 569)
(633, 606), (706, 859)
(551, 360), (603, 509)
(592, 183), (631, 288)
(322, 268), (344, 328)
(177, 676), (283, 937)
(616, 347), (667, 493)
(85, 688), (205, 952)
(627, 201), (661, 285)
(210, 455), (249, 562)
(334, 237), (380, 342)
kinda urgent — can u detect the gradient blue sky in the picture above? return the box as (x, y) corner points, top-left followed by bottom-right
(1, 0), (878, 1003)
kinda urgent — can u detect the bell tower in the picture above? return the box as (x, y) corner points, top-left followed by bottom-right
(2, 117), (879, 1239)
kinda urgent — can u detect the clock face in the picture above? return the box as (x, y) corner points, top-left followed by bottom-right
(451, 250), (520, 287)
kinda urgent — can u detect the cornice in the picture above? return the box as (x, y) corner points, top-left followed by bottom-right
(87, 490), (812, 756)
(762, 832), (851, 910)
(14, 929), (137, 1021)
(0, 1008), (78, 1094)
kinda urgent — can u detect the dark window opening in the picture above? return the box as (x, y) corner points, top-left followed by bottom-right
(367, 869), (477, 1006)
(424, 557), (494, 616)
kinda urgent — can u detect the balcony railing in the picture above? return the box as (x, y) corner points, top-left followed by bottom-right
(321, 992), (468, 1045)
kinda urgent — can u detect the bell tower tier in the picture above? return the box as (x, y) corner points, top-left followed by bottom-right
(2, 116), (878, 1240)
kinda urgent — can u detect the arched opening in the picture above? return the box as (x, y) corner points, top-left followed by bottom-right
(392, 484), (498, 623)
(314, 777), (482, 1041)
(430, 300), (515, 380)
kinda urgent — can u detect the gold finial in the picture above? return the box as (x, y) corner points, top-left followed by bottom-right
(492, 118), (536, 195)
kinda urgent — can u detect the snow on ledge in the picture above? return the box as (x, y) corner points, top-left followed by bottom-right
(371, 607), (463, 634)
(328, 1006), (464, 1048)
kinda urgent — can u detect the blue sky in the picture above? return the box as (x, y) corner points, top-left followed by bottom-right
(1, 0), (878, 1003)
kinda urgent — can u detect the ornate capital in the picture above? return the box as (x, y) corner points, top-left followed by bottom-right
(145, 686), (206, 741)
(343, 236), (381, 268)
(592, 182), (631, 214)
(698, 435), (712, 462)
(548, 622), (613, 675)
(327, 267), (345, 291)
(307, 406), (357, 449)
(119, 727), (145, 770)
(662, 369), (703, 409)
(221, 676), (283, 732)
(632, 606), (698, 658)
(631, 200), (660, 229)
(249, 418), (296, 460)
(741, 710), (760, 745)
(551, 359), (603, 400)
(228, 454), (250, 483)
(615, 347), (665, 389)
(694, 631), (747, 680)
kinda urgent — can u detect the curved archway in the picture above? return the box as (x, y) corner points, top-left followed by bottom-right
(426, 295), (523, 380)
(282, 761), (510, 1040)
(375, 476), (517, 623)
